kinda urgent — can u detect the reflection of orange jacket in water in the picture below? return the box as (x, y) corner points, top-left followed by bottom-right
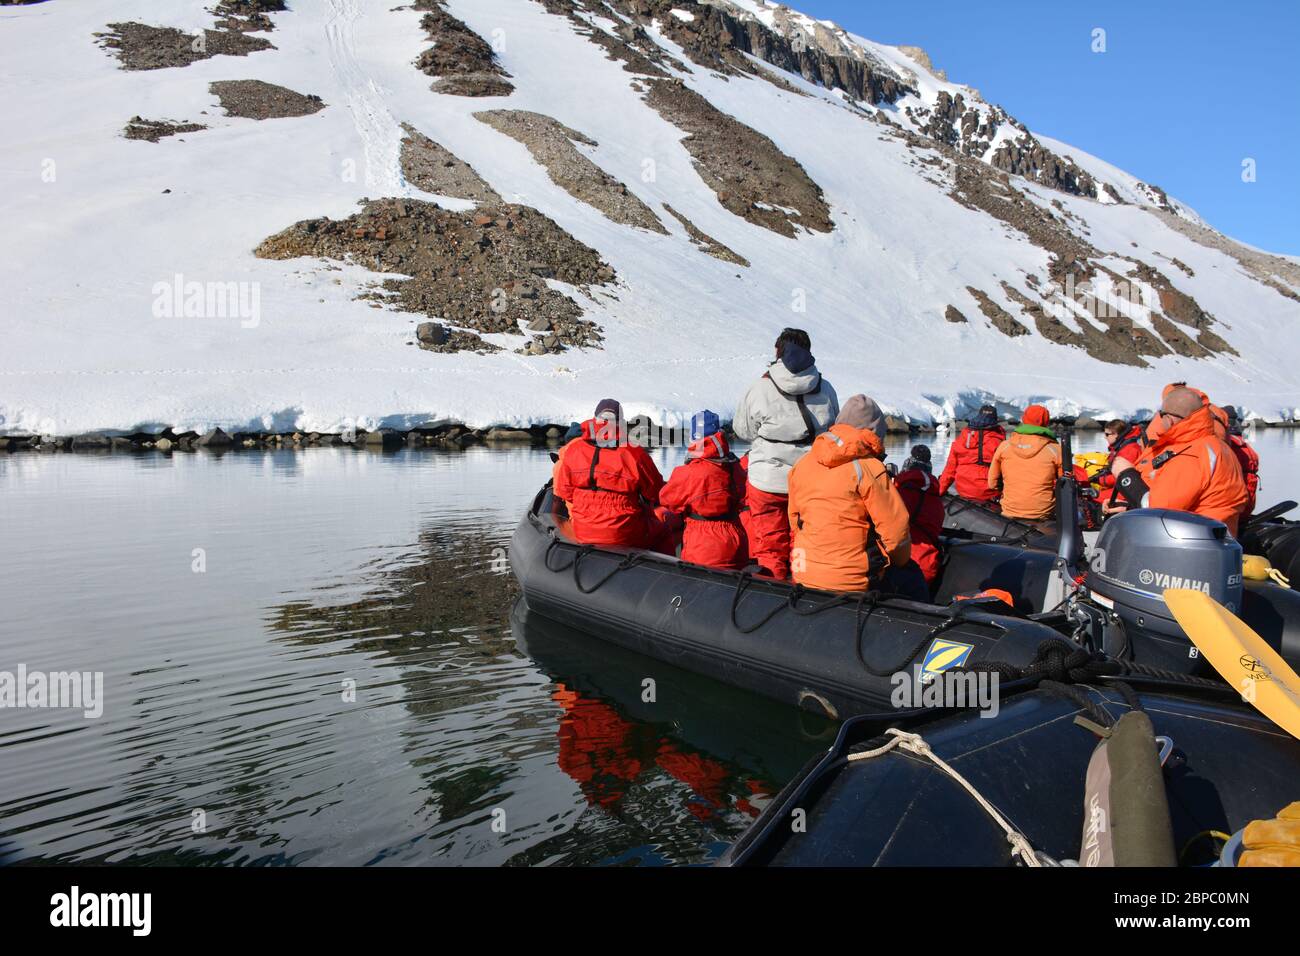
(551, 686), (761, 819)
(552, 687), (647, 808)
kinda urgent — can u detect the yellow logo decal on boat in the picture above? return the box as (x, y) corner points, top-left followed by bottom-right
(922, 638), (974, 676)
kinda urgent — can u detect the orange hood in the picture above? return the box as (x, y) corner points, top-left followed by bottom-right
(1147, 386), (1227, 442)
(811, 423), (885, 467)
(1005, 431), (1057, 459)
(1153, 403), (1219, 451)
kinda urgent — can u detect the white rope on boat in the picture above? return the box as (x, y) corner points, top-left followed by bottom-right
(847, 728), (1042, 867)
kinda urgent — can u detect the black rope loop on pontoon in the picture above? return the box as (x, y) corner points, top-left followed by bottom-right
(571, 547), (645, 595)
(543, 537), (588, 573)
(730, 573), (799, 634)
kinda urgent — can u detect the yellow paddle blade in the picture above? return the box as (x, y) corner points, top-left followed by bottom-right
(1164, 588), (1300, 740)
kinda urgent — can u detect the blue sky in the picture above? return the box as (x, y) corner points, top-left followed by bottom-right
(793, 0), (1300, 255)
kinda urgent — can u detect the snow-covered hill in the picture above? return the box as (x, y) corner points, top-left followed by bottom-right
(2, 0), (1298, 436)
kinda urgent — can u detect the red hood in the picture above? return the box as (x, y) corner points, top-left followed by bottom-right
(687, 431), (730, 460)
(580, 417), (622, 445)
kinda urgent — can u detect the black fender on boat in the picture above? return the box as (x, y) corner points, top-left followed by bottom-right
(511, 486), (1066, 721)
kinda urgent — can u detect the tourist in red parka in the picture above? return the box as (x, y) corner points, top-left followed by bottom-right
(938, 404), (1005, 504)
(1096, 419), (1145, 489)
(660, 410), (748, 569)
(554, 398), (673, 551)
(894, 445), (945, 588)
(1224, 406), (1261, 518)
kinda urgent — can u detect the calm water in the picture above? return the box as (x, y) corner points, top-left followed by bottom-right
(1, 428), (1296, 865)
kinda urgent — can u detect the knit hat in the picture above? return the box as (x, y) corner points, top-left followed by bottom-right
(594, 398), (622, 422)
(690, 409), (720, 441)
(836, 394), (887, 441)
(1022, 404), (1050, 428)
(903, 444), (932, 473)
(970, 404), (998, 428)
(780, 343), (816, 374)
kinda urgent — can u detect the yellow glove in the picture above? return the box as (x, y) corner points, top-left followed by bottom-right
(1239, 801), (1300, 867)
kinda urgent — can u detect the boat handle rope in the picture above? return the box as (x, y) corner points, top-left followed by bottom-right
(728, 574), (964, 678)
(729, 573), (862, 634)
(542, 537), (649, 594)
(571, 547), (646, 595)
(543, 537), (589, 572)
(848, 728), (1042, 868)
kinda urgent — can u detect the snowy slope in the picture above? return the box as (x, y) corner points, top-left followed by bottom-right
(1, 0), (1297, 437)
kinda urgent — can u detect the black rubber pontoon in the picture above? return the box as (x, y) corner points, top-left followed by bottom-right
(720, 679), (1300, 867)
(512, 485), (1062, 721)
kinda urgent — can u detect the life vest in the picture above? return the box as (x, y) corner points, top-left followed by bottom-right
(938, 424), (1006, 502)
(553, 418), (665, 547)
(660, 432), (748, 569)
(1227, 433), (1261, 517)
(895, 466), (944, 584)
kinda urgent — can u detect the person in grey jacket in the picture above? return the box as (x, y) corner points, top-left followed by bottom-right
(733, 328), (839, 578)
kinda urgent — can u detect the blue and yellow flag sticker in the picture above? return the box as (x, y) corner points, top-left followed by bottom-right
(921, 638), (974, 678)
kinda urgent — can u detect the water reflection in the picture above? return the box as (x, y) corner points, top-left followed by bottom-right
(0, 448), (828, 866)
(1, 428), (1296, 866)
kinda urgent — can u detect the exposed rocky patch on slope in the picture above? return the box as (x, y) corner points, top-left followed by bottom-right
(1124, 264), (1235, 356)
(399, 123), (502, 202)
(474, 110), (667, 233)
(124, 116), (207, 143)
(254, 199), (612, 354)
(663, 204), (749, 266)
(537, 0), (679, 76)
(95, 21), (273, 70)
(999, 279), (1152, 367)
(965, 286), (1028, 338)
(945, 155), (1240, 365)
(1150, 208), (1300, 304)
(414, 0), (515, 97)
(944, 305), (967, 323)
(213, 0), (285, 33)
(210, 80), (325, 119)
(641, 78), (832, 237)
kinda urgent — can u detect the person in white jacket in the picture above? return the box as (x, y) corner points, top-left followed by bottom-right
(733, 328), (839, 578)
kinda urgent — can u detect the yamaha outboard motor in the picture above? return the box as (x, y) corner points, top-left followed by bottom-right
(1086, 510), (1243, 671)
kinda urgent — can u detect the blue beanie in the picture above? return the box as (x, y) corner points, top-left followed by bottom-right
(780, 343), (815, 374)
(691, 409), (720, 441)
